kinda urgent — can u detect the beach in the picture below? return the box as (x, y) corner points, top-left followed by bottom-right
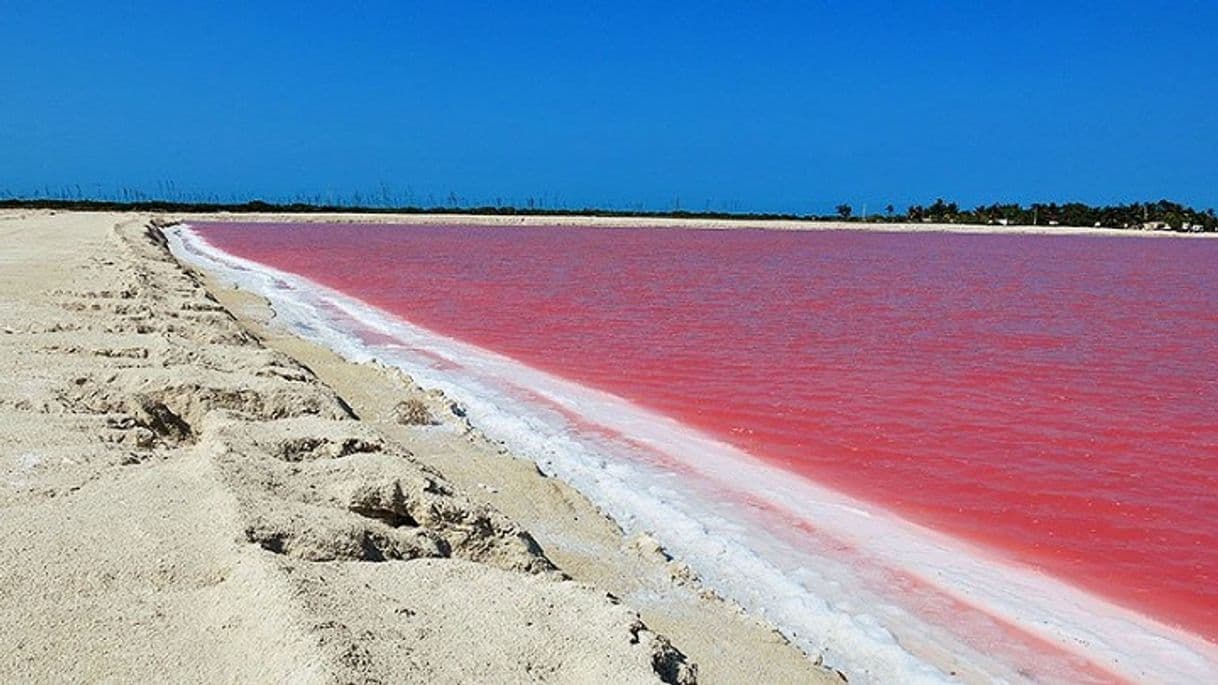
(0, 210), (840, 683)
(5, 210), (1217, 684)
(7, 1), (1216, 681)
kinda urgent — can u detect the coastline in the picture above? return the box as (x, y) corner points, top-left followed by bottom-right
(0, 209), (837, 683)
(191, 227), (841, 684)
(170, 210), (1218, 238)
(161, 210), (1218, 677)
(8, 210), (1215, 684)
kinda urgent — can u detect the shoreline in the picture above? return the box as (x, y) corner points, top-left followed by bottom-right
(7, 210), (1216, 683)
(165, 215), (1218, 684)
(178, 220), (844, 684)
(169, 210), (1218, 238)
(0, 209), (838, 683)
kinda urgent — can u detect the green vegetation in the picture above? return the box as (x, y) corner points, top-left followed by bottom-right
(1, 195), (1214, 233)
(898, 198), (1217, 232)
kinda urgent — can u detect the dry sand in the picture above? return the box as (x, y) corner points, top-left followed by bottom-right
(0, 210), (839, 683)
(174, 209), (1218, 238)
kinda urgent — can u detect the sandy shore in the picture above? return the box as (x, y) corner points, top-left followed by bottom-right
(0, 209), (839, 683)
(173, 209), (1218, 238)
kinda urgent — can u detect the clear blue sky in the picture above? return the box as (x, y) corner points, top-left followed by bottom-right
(3, 1), (1216, 213)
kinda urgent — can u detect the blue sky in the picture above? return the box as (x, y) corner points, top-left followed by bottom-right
(2, 1), (1216, 213)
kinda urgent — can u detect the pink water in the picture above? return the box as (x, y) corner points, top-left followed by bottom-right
(195, 221), (1218, 643)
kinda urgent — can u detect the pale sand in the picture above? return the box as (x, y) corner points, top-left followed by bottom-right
(173, 210), (1218, 238)
(0, 210), (838, 683)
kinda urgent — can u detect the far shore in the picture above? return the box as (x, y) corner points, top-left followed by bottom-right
(170, 210), (1218, 238)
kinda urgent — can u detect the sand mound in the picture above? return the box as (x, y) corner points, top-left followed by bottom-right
(208, 417), (557, 574)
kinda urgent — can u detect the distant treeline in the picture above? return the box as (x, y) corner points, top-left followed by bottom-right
(3, 196), (1215, 233)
